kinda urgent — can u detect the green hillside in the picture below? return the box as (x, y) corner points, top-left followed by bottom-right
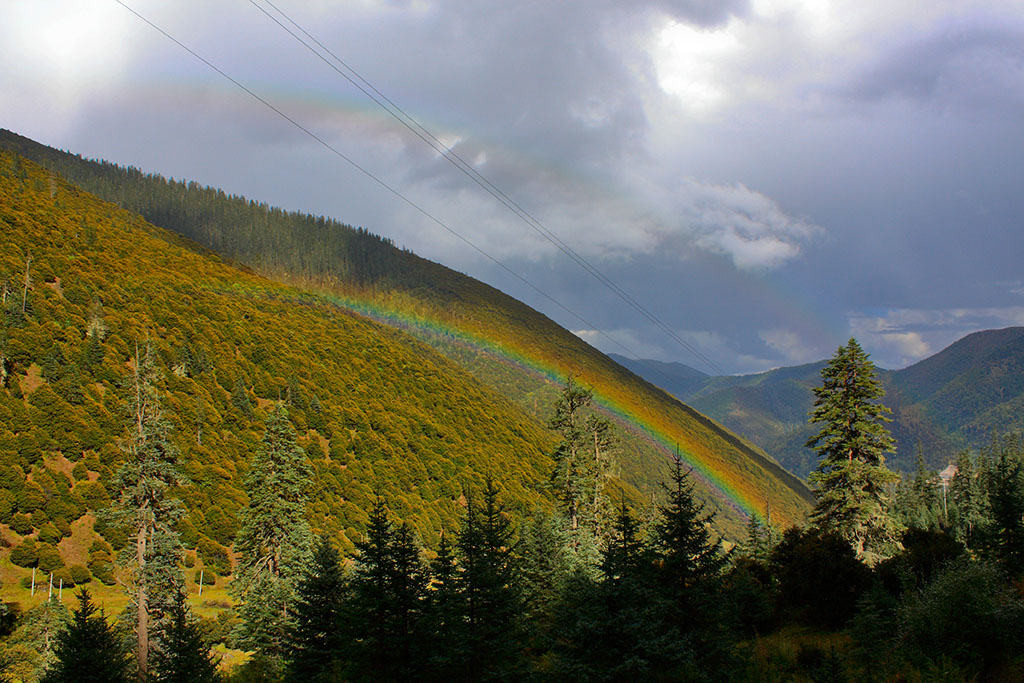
(0, 150), (562, 596)
(617, 330), (1024, 478)
(0, 129), (815, 538)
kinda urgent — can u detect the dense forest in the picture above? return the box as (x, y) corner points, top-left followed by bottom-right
(0, 129), (814, 539)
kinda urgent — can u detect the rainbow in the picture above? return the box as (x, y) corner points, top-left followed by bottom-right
(304, 289), (777, 522)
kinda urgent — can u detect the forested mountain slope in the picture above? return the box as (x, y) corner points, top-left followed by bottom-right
(0, 151), (560, 583)
(615, 329), (1024, 478)
(0, 129), (814, 537)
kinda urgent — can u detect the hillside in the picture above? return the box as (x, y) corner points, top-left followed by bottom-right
(0, 150), (563, 590)
(616, 330), (1024, 478)
(0, 129), (814, 537)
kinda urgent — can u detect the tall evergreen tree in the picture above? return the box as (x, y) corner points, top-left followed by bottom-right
(106, 343), (186, 680)
(231, 405), (313, 675)
(41, 590), (131, 683)
(344, 496), (427, 681)
(423, 531), (464, 680)
(982, 438), (1024, 578)
(806, 338), (900, 562)
(287, 535), (347, 682)
(458, 480), (524, 681)
(948, 449), (987, 547)
(150, 590), (221, 682)
(649, 458), (732, 678)
(548, 378), (616, 539)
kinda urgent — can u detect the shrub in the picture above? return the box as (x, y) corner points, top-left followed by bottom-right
(897, 559), (1024, 677)
(770, 527), (872, 629)
(9, 512), (33, 536)
(0, 488), (13, 523)
(10, 539), (38, 567)
(87, 551), (116, 585)
(71, 461), (88, 481)
(37, 522), (62, 545)
(35, 543), (64, 573)
(194, 569), (217, 586)
(50, 567), (74, 589)
(88, 539), (111, 555)
(68, 564), (91, 585)
(197, 537), (231, 576)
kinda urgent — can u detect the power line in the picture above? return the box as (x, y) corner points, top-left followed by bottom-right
(248, 0), (732, 378)
(113, 0), (641, 362)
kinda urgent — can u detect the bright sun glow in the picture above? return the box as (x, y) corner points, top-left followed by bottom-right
(652, 20), (740, 115)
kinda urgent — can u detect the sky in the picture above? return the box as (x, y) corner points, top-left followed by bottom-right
(3, 0), (1024, 374)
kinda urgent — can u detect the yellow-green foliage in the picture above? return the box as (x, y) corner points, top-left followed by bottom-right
(0, 152), (556, 577)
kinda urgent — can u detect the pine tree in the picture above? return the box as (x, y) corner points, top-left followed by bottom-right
(41, 590), (131, 683)
(423, 531), (463, 680)
(806, 338), (900, 562)
(287, 535), (346, 682)
(150, 590), (221, 682)
(982, 439), (1024, 578)
(344, 497), (427, 680)
(106, 343), (186, 680)
(949, 449), (987, 546)
(231, 405), (313, 675)
(458, 480), (524, 681)
(548, 377), (617, 545)
(649, 459), (732, 679)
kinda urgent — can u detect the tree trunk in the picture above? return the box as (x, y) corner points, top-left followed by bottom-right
(136, 522), (149, 682)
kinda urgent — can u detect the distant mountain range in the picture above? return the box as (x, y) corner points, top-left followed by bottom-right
(612, 326), (1024, 479)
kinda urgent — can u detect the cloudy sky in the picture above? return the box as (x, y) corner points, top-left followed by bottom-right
(4, 0), (1024, 373)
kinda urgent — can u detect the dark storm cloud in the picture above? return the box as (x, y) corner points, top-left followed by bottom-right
(842, 15), (1024, 108)
(4, 0), (1023, 373)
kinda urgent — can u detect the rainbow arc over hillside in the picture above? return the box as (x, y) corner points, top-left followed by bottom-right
(316, 289), (812, 528)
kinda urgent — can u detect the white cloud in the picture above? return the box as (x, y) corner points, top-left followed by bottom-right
(758, 328), (816, 363)
(848, 306), (1024, 368)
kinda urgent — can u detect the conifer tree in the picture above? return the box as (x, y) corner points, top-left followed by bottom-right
(806, 338), (900, 562)
(41, 590), (130, 683)
(458, 480), (524, 681)
(982, 439), (1024, 577)
(949, 449), (987, 546)
(231, 405), (313, 675)
(287, 535), (346, 682)
(423, 531), (463, 679)
(548, 377), (617, 543)
(106, 343), (186, 680)
(344, 497), (427, 680)
(150, 590), (221, 682)
(649, 459), (732, 678)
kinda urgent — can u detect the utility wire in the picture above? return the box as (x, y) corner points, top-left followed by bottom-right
(249, 0), (731, 378)
(114, 0), (641, 361)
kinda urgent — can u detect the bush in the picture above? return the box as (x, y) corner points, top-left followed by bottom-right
(35, 543), (64, 573)
(68, 564), (91, 585)
(9, 512), (33, 536)
(0, 488), (13, 523)
(10, 539), (38, 567)
(770, 527), (872, 629)
(37, 522), (62, 545)
(88, 539), (111, 555)
(93, 516), (127, 550)
(87, 551), (116, 585)
(50, 567), (74, 589)
(197, 537), (231, 576)
(194, 569), (217, 586)
(897, 559), (1024, 676)
(71, 461), (88, 481)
